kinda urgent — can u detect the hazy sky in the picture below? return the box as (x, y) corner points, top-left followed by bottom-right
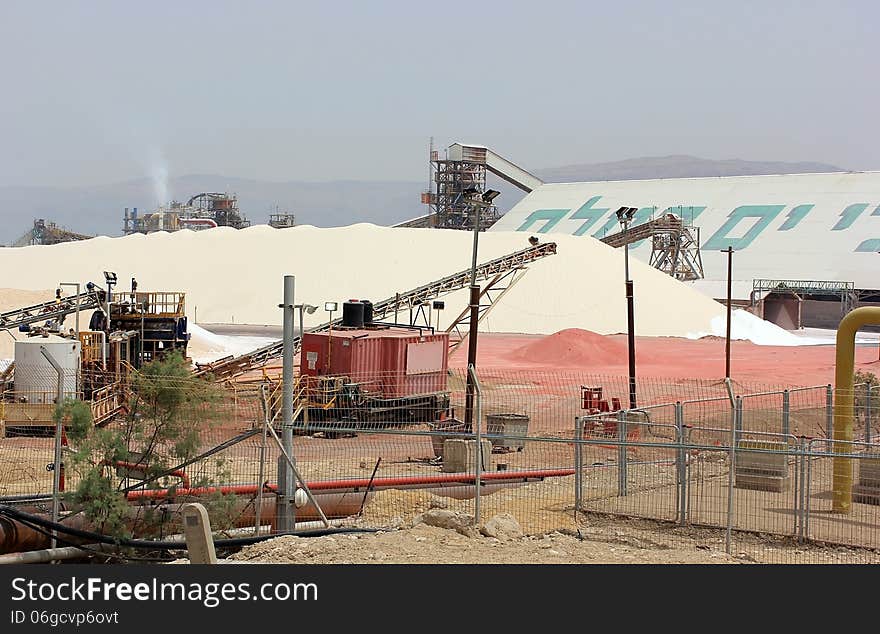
(1, 0), (876, 187)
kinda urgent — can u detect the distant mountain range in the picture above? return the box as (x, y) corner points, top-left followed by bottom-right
(534, 155), (845, 182)
(0, 155), (848, 244)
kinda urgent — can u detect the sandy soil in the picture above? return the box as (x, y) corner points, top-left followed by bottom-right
(227, 510), (876, 565)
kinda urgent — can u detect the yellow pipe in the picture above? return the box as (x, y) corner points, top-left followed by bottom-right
(833, 307), (880, 513)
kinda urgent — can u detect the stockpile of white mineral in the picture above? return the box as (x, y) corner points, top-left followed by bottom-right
(0, 224), (733, 338)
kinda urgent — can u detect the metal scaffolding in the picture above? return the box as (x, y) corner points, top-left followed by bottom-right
(751, 279), (857, 313)
(600, 214), (705, 281)
(423, 145), (499, 231)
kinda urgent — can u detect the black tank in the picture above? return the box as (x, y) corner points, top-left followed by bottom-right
(341, 301), (364, 328)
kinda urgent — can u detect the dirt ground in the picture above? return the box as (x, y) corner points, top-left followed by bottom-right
(447, 332), (880, 387)
(225, 508), (877, 565)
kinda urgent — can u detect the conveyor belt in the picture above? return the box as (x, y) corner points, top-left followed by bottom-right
(0, 288), (103, 330)
(194, 241), (557, 380)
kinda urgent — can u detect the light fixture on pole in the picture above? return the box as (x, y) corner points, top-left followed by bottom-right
(462, 188), (500, 428)
(615, 206), (638, 410)
(432, 300), (445, 332)
(723, 247), (734, 378)
(295, 303), (318, 337)
(103, 271), (117, 303)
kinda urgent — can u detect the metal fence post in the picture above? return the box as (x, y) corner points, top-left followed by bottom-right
(574, 416), (583, 513)
(469, 364), (483, 526)
(726, 397), (741, 554)
(617, 410), (627, 497)
(865, 384), (872, 445)
(40, 346), (64, 552)
(675, 402), (687, 526)
(782, 389), (790, 437)
(825, 384), (834, 440)
(797, 437), (807, 542)
(805, 440), (814, 540)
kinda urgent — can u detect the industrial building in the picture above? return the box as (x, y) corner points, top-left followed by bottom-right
(123, 192), (251, 235)
(487, 160), (880, 329)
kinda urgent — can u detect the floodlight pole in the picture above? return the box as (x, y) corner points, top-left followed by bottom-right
(465, 199), (482, 428)
(623, 219), (637, 410)
(724, 247), (733, 379)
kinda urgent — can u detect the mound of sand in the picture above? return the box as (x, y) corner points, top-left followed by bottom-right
(508, 328), (638, 366)
(0, 224), (730, 338)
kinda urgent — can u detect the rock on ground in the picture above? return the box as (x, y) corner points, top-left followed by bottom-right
(414, 509), (478, 538)
(480, 513), (523, 541)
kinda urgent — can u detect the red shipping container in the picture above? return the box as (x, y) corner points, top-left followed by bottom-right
(300, 327), (448, 398)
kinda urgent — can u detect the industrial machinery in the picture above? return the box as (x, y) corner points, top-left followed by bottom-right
(294, 300), (451, 435)
(598, 213), (704, 281)
(414, 142), (544, 230)
(0, 275), (189, 434)
(269, 212), (296, 229)
(123, 192), (250, 235)
(10, 219), (94, 247)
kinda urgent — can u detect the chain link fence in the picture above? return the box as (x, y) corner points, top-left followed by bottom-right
(3, 365), (880, 563)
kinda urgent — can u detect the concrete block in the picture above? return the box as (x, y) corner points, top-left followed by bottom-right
(735, 473), (790, 493)
(855, 453), (880, 504)
(859, 453), (880, 489)
(442, 439), (491, 473)
(734, 440), (790, 492)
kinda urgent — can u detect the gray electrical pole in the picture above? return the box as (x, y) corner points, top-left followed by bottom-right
(276, 275), (296, 532)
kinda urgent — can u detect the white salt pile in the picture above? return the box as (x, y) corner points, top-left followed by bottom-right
(186, 323), (276, 364)
(687, 309), (877, 346)
(0, 223), (777, 342)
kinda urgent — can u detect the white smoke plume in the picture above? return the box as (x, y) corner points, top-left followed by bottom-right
(151, 155), (170, 207)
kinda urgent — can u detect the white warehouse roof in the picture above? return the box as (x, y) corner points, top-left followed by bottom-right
(490, 171), (880, 293)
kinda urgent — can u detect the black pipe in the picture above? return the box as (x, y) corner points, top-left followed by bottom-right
(0, 504), (377, 551)
(626, 279), (637, 410)
(464, 285), (480, 426)
(724, 247), (733, 379)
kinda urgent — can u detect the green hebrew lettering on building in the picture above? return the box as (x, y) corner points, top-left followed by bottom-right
(832, 203), (869, 230)
(570, 196), (610, 236)
(855, 239), (880, 252)
(778, 204), (813, 231)
(703, 205), (785, 250)
(516, 208), (570, 233)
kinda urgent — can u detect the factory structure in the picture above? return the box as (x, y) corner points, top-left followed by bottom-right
(411, 142), (880, 330)
(492, 166), (880, 329)
(2, 141), (880, 562)
(123, 192), (252, 234)
(10, 219), (94, 247)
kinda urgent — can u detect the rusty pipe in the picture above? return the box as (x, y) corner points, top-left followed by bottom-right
(0, 491), (369, 555)
(123, 468), (576, 501)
